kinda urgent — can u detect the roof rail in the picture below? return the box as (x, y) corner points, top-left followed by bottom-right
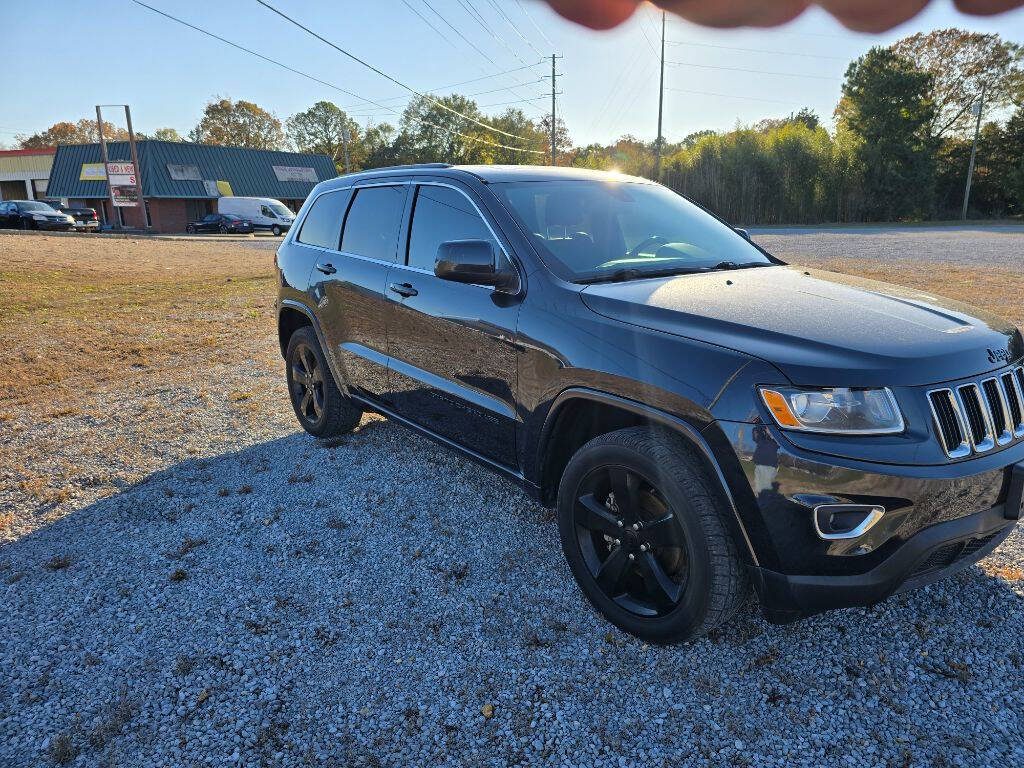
(349, 163), (452, 174)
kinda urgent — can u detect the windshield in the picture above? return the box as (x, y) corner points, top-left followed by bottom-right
(269, 203), (292, 217)
(18, 201), (57, 212)
(491, 180), (774, 282)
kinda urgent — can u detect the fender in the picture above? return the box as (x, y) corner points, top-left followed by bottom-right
(277, 298), (353, 398)
(538, 387), (759, 566)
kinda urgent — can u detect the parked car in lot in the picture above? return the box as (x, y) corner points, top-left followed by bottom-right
(218, 196), (294, 236)
(185, 213), (254, 235)
(275, 164), (1024, 642)
(52, 203), (99, 232)
(0, 200), (75, 231)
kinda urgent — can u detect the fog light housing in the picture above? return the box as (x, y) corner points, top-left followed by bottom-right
(813, 504), (885, 540)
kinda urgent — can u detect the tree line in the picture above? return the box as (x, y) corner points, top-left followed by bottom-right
(14, 28), (1024, 223)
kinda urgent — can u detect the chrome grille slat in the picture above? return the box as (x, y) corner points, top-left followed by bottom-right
(957, 384), (995, 452)
(929, 365), (1024, 459)
(981, 377), (1013, 445)
(1007, 368), (1024, 438)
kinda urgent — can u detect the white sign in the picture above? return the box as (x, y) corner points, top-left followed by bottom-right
(111, 185), (139, 207)
(167, 163), (202, 181)
(106, 161), (137, 187)
(272, 165), (318, 183)
(203, 180), (221, 197)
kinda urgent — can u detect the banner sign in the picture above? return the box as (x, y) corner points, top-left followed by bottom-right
(80, 163), (106, 181)
(110, 185), (139, 207)
(203, 180), (221, 197)
(272, 165), (318, 183)
(167, 163), (202, 181)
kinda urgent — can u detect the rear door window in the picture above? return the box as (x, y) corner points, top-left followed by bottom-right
(406, 185), (499, 271)
(341, 185), (408, 263)
(297, 190), (349, 249)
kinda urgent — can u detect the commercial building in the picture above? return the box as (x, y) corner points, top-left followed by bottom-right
(46, 140), (337, 231)
(0, 148), (56, 201)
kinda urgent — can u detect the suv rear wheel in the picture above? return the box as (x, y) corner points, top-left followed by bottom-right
(285, 326), (362, 438)
(557, 427), (748, 643)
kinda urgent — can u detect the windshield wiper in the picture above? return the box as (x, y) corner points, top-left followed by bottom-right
(579, 266), (708, 284)
(711, 261), (773, 271)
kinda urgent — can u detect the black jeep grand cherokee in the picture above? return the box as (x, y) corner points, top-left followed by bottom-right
(275, 164), (1024, 642)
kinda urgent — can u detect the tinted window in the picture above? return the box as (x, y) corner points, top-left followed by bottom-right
(341, 186), (407, 262)
(407, 185), (499, 271)
(297, 190), (349, 249)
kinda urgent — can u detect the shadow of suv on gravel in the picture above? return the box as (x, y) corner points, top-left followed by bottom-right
(274, 164), (1024, 642)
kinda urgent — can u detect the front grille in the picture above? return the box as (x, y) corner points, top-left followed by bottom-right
(929, 366), (1024, 458)
(911, 531), (1002, 578)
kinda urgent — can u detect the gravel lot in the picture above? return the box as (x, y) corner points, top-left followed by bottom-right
(2, 227), (1024, 767)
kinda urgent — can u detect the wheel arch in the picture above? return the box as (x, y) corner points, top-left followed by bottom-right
(537, 388), (759, 566)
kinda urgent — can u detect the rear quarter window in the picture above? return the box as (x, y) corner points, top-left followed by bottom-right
(297, 190), (350, 249)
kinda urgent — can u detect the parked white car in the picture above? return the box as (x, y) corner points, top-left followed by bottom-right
(217, 197), (295, 236)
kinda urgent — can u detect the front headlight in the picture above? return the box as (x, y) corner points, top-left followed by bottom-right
(759, 386), (904, 435)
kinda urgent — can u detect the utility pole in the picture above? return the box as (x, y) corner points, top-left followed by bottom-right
(124, 105), (149, 230)
(961, 83), (986, 221)
(341, 126), (351, 174)
(653, 10), (666, 180)
(550, 53), (557, 165)
(95, 106), (119, 230)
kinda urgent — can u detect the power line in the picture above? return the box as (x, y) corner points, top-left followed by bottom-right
(452, 0), (535, 69)
(666, 39), (846, 61)
(345, 80), (545, 113)
(483, 0), (544, 58)
(666, 60), (841, 81)
(664, 86), (801, 106)
(400, 0), (458, 49)
(131, 1), (544, 155)
(513, 0), (554, 49)
(255, 0), (536, 142)
(419, 0), (497, 66)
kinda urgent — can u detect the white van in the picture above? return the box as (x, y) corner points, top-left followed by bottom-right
(218, 197), (296, 236)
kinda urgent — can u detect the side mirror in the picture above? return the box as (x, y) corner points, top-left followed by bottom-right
(735, 227), (751, 241)
(435, 240), (519, 293)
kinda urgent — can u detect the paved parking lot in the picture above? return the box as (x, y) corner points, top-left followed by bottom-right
(1, 227), (1023, 767)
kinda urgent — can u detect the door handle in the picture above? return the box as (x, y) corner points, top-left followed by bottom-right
(389, 282), (418, 297)
(315, 262), (336, 275)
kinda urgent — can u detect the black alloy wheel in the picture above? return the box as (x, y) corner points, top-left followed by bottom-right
(557, 427), (747, 642)
(185, 224), (195, 234)
(219, 223), (229, 235)
(574, 464), (688, 617)
(289, 342), (325, 426)
(284, 326), (363, 438)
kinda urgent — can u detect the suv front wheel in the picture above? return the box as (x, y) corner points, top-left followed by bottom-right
(285, 326), (362, 438)
(557, 427), (748, 643)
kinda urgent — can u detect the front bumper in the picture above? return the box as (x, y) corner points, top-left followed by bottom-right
(36, 220), (73, 230)
(750, 501), (1018, 623)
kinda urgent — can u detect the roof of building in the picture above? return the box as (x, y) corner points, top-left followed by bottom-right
(46, 140), (337, 200)
(0, 147), (57, 157)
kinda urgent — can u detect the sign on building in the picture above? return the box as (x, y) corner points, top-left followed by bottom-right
(106, 162), (139, 207)
(272, 165), (318, 183)
(80, 163), (106, 181)
(167, 164), (202, 181)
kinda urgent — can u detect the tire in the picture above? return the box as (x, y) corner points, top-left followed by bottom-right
(271, 225), (282, 237)
(219, 224), (229, 234)
(285, 326), (362, 438)
(185, 224), (195, 234)
(557, 426), (748, 643)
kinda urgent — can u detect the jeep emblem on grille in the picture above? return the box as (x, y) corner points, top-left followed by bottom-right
(988, 347), (1012, 364)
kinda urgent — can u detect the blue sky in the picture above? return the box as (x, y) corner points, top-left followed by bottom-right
(4, 0), (1024, 149)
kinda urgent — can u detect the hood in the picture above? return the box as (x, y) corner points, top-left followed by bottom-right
(580, 265), (1022, 387)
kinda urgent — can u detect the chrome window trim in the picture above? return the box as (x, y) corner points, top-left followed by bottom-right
(927, 387), (972, 459)
(957, 383), (996, 453)
(983, 376), (1014, 445)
